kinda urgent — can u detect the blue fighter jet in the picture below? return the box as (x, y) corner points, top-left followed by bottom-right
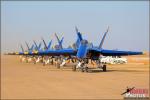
(37, 27), (143, 72)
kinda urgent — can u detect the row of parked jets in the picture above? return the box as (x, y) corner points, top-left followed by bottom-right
(7, 27), (143, 72)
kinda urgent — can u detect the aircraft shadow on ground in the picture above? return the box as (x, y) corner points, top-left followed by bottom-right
(33, 64), (147, 73)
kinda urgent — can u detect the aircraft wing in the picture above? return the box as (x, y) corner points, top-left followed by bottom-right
(89, 48), (143, 56)
(37, 49), (77, 56)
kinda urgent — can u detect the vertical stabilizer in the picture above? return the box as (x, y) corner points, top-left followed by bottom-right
(99, 26), (109, 49)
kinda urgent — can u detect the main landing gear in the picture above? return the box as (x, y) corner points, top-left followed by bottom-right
(72, 59), (89, 72)
(97, 60), (107, 72)
(73, 59), (107, 72)
(98, 64), (107, 72)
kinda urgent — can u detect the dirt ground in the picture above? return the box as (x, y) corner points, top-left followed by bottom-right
(1, 54), (149, 99)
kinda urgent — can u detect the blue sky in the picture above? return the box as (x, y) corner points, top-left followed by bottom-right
(1, 1), (149, 53)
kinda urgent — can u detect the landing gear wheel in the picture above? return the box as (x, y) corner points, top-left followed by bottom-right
(85, 67), (88, 72)
(51, 60), (53, 65)
(102, 65), (107, 72)
(81, 67), (84, 72)
(72, 65), (76, 71)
